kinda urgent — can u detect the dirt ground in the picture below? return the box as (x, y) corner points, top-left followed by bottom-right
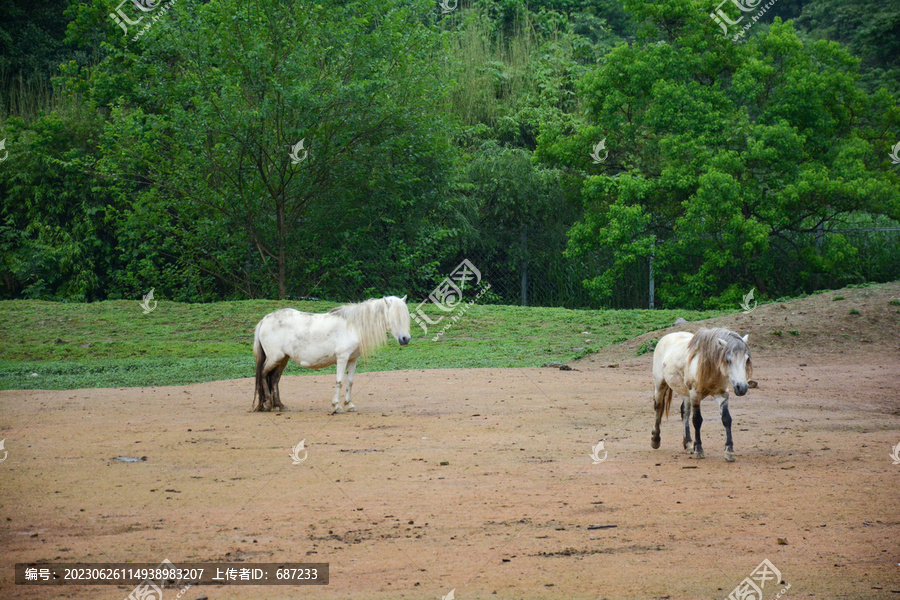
(2, 283), (899, 600)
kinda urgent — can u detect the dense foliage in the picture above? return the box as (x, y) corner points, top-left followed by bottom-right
(1, 0), (898, 308)
(538, 0), (900, 307)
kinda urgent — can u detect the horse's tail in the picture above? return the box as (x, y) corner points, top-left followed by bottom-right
(663, 386), (673, 419)
(253, 324), (265, 411)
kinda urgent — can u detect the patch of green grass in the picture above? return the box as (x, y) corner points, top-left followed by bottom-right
(771, 329), (783, 336)
(636, 338), (658, 356)
(848, 308), (860, 315)
(888, 299), (900, 306)
(0, 300), (725, 390)
(0, 357), (252, 391)
(833, 296), (845, 301)
(844, 282), (878, 289)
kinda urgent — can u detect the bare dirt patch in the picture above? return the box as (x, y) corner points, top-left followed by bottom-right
(2, 283), (899, 599)
(581, 281), (900, 365)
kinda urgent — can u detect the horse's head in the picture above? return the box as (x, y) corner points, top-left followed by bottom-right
(717, 333), (752, 396)
(385, 295), (411, 346)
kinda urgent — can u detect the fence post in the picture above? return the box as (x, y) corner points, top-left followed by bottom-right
(520, 229), (528, 306)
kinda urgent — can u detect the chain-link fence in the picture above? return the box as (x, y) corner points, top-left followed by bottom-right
(443, 247), (649, 309)
(423, 227), (900, 310)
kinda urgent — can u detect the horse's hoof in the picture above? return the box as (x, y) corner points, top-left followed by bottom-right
(346, 406), (358, 413)
(694, 450), (705, 459)
(651, 436), (661, 450)
(332, 407), (344, 415)
(724, 451), (736, 462)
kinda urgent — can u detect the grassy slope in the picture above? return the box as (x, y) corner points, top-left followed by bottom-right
(0, 300), (724, 390)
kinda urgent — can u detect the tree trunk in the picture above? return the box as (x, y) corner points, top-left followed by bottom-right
(754, 275), (768, 296)
(276, 196), (287, 299)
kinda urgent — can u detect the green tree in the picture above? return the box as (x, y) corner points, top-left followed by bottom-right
(538, 0), (900, 308)
(0, 96), (119, 300)
(0, 0), (73, 116)
(796, 0), (900, 92)
(92, 0), (456, 299)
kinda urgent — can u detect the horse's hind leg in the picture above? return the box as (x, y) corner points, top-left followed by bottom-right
(260, 353), (286, 412)
(258, 365), (273, 412)
(682, 398), (692, 451)
(262, 370), (275, 411)
(716, 393), (735, 461)
(651, 382), (667, 449)
(343, 357), (359, 413)
(271, 359), (289, 411)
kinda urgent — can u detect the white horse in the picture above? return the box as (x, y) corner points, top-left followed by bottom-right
(253, 296), (411, 414)
(651, 328), (753, 461)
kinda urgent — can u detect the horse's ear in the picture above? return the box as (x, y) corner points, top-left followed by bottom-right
(717, 338), (728, 348)
(742, 334), (749, 344)
(400, 295), (407, 302)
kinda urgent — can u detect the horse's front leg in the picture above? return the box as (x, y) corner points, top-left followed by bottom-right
(332, 356), (348, 414)
(716, 393), (734, 462)
(343, 357), (359, 412)
(689, 393), (704, 459)
(681, 398), (692, 451)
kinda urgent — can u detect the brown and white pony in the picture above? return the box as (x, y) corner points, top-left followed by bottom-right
(651, 328), (753, 461)
(253, 296), (411, 413)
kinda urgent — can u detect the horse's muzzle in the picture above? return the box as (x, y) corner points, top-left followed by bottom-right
(398, 335), (411, 346)
(733, 382), (749, 396)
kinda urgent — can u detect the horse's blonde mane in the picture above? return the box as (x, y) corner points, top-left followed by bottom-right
(687, 328), (753, 396)
(329, 298), (390, 359)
